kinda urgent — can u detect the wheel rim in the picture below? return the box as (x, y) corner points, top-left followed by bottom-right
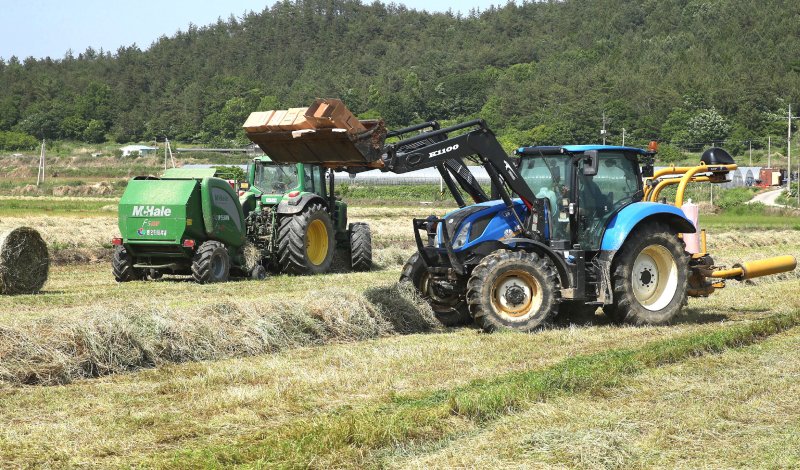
(306, 219), (329, 266)
(489, 269), (543, 322)
(211, 252), (226, 279)
(632, 244), (678, 311)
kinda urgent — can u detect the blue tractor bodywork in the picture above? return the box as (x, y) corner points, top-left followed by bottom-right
(600, 202), (695, 251)
(436, 199), (530, 252)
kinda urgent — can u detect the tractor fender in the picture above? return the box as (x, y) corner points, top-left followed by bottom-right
(600, 202), (695, 251)
(275, 194), (327, 215)
(501, 238), (573, 290)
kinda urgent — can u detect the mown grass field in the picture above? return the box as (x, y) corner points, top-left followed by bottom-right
(0, 196), (799, 468)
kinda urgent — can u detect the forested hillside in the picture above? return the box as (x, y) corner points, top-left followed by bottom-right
(1, 0), (798, 153)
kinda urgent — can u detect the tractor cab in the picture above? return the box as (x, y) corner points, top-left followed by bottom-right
(516, 145), (646, 250)
(244, 156), (327, 206)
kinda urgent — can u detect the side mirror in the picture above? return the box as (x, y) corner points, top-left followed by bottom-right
(583, 150), (599, 176)
(641, 153), (655, 178)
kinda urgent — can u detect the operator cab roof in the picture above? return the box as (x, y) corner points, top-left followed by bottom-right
(516, 145), (648, 156)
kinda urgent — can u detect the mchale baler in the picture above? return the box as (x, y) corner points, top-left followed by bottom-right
(113, 158), (373, 283)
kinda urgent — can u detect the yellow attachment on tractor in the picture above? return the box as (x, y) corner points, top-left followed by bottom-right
(643, 152), (795, 298)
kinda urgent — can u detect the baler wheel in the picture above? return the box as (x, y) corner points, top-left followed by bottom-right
(400, 253), (471, 326)
(609, 222), (688, 325)
(112, 246), (144, 282)
(349, 223), (373, 271)
(276, 203), (335, 275)
(250, 264), (268, 280)
(191, 241), (230, 284)
(466, 249), (561, 332)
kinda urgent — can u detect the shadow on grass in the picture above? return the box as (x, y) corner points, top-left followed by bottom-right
(551, 305), (730, 329)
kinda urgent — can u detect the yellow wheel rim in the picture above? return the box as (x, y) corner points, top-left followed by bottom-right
(489, 269), (543, 321)
(306, 219), (328, 266)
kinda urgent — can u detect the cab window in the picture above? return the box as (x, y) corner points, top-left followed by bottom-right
(254, 163), (298, 194)
(519, 155), (572, 241)
(577, 152), (642, 249)
(304, 165), (316, 193)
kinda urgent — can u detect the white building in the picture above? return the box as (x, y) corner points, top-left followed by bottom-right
(120, 144), (158, 157)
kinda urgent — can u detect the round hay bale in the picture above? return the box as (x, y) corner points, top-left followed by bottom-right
(0, 227), (50, 295)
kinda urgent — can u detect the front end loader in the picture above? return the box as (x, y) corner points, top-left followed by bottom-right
(241, 99), (797, 331)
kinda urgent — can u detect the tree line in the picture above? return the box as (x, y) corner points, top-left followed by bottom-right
(0, 0), (798, 157)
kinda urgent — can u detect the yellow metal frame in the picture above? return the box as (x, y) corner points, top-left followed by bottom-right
(643, 163), (737, 205)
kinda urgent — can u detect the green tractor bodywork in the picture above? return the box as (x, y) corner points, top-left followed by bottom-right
(113, 159), (371, 283)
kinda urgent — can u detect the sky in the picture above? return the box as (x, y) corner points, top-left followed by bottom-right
(0, 0), (510, 60)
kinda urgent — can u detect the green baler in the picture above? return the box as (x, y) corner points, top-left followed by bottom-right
(114, 168), (252, 282)
(113, 162), (372, 283)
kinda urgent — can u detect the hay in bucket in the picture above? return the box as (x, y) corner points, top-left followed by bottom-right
(0, 227), (50, 295)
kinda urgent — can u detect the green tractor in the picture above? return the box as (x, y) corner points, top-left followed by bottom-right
(112, 158), (371, 283)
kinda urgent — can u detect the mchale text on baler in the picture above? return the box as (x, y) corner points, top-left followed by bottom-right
(243, 99), (796, 331)
(113, 141), (373, 283)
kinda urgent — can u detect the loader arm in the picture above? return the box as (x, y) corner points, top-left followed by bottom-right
(382, 119), (543, 236)
(387, 121), (489, 207)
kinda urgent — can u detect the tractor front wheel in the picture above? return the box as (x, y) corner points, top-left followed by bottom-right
(609, 222), (688, 325)
(400, 253), (471, 327)
(277, 204), (335, 275)
(466, 249), (561, 332)
(191, 241), (230, 284)
(112, 246), (144, 282)
(349, 223), (372, 271)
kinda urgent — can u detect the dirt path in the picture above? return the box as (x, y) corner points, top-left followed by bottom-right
(748, 188), (787, 206)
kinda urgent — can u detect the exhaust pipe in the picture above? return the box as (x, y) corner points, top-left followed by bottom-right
(711, 255), (797, 281)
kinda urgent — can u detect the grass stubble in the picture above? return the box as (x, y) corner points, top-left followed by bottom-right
(154, 310), (800, 468)
(0, 198), (798, 467)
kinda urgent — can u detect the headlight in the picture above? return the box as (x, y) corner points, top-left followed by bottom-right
(452, 222), (470, 249)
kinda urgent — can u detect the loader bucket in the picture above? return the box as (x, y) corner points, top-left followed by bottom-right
(243, 98), (387, 169)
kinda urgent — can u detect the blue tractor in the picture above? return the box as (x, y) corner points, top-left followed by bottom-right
(245, 108), (795, 332)
(382, 121), (705, 331)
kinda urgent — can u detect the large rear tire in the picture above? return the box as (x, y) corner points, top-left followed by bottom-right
(610, 222), (688, 325)
(191, 241), (230, 284)
(466, 249), (561, 332)
(112, 246), (144, 282)
(277, 203), (335, 275)
(400, 253), (471, 327)
(349, 222), (372, 271)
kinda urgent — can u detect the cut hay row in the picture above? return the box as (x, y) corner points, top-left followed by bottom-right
(0, 283), (440, 386)
(0, 227), (49, 295)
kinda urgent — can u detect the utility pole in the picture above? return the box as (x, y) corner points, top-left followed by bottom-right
(36, 140), (45, 186)
(768, 136), (771, 168)
(789, 104), (792, 190)
(601, 111), (607, 145)
(622, 128), (626, 146)
(164, 138), (176, 170)
(749, 140), (752, 166)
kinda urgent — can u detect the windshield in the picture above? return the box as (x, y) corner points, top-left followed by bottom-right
(254, 163), (299, 194)
(519, 155), (572, 240)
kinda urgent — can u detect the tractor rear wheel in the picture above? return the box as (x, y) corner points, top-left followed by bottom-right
(277, 203), (335, 275)
(609, 222), (688, 325)
(400, 253), (471, 326)
(112, 246), (144, 282)
(349, 223), (372, 271)
(466, 249), (561, 332)
(191, 241), (230, 283)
